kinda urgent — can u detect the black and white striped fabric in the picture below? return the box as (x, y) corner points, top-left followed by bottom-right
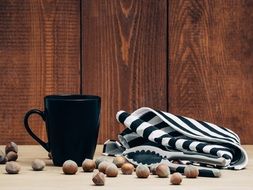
(115, 107), (248, 170)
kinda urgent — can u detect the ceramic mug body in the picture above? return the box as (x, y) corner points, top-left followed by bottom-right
(24, 95), (101, 166)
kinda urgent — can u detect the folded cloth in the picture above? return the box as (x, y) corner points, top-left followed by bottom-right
(111, 107), (248, 170)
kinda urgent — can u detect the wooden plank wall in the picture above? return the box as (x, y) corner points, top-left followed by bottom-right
(82, 0), (167, 143)
(0, 0), (252, 144)
(82, 0), (253, 144)
(169, 0), (253, 144)
(0, 0), (80, 144)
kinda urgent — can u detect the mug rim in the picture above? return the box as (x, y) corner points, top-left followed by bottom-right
(45, 94), (100, 101)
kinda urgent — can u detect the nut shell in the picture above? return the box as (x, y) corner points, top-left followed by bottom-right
(113, 156), (127, 168)
(92, 172), (105, 186)
(95, 157), (108, 168)
(170, 172), (183, 185)
(48, 152), (52, 159)
(32, 159), (46, 171)
(0, 150), (7, 164)
(136, 165), (150, 178)
(149, 164), (158, 175)
(5, 142), (18, 154)
(62, 160), (78, 175)
(82, 159), (96, 172)
(105, 164), (118, 177)
(121, 163), (134, 175)
(6, 151), (18, 161)
(184, 165), (199, 178)
(172, 160), (183, 165)
(156, 164), (169, 178)
(0, 156), (7, 164)
(5, 161), (21, 174)
(98, 161), (111, 173)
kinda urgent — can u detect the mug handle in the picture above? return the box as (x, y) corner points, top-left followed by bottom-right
(24, 109), (49, 152)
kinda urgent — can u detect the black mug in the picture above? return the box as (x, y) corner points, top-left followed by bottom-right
(24, 95), (101, 166)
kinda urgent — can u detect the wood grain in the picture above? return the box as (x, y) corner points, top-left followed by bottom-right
(82, 0), (168, 143)
(1, 0), (252, 145)
(0, 0), (80, 144)
(168, 0), (253, 144)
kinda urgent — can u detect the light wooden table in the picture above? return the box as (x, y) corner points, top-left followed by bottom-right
(0, 145), (253, 190)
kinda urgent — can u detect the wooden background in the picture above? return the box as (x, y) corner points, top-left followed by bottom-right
(0, 0), (252, 145)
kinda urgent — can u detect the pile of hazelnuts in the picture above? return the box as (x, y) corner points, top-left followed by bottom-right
(0, 142), (46, 174)
(1, 144), (199, 186)
(0, 142), (21, 174)
(61, 156), (199, 186)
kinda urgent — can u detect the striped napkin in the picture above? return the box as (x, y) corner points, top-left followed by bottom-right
(104, 107), (248, 170)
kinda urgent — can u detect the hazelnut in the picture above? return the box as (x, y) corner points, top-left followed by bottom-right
(136, 165), (150, 178)
(105, 164), (118, 177)
(6, 151), (18, 161)
(121, 163), (134, 175)
(32, 159), (46, 171)
(156, 163), (169, 178)
(82, 159), (96, 172)
(98, 161), (111, 173)
(48, 152), (52, 159)
(113, 156), (127, 168)
(95, 157), (108, 168)
(184, 165), (199, 178)
(0, 150), (7, 164)
(0, 157), (7, 164)
(5, 142), (18, 154)
(62, 160), (78, 175)
(170, 172), (183, 185)
(92, 172), (105, 186)
(5, 161), (21, 174)
(149, 164), (158, 175)
(172, 160), (183, 165)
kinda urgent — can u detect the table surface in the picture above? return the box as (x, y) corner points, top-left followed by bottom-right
(0, 145), (253, 190)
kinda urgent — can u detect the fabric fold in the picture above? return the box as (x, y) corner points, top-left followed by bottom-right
(115, 107), (248, 170)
